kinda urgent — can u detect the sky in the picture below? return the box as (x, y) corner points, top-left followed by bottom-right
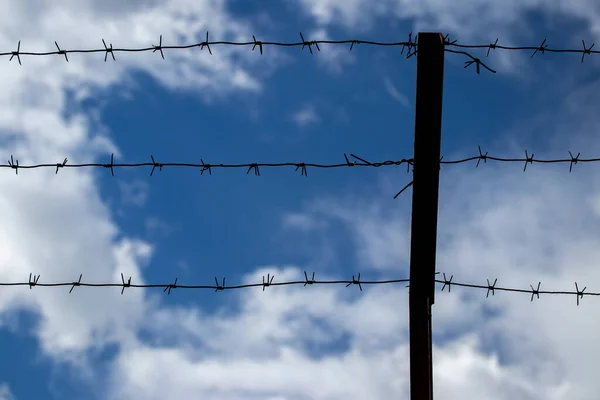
(0, 0), (600, 399)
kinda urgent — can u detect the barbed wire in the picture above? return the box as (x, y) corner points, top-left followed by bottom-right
(445, 38), (598, 64)
(3, 33), (599, 75)
(8, 272), (598, 306)
(0, 32), (496, 74)
(440, 35), (599, 74)
(3, 148), (596, 176)
(392, 147), (593, 197)
(1, 153), (410, 177)
(436, 273), (595, 306)
(439, 147), (593, 172)
(4, 148), (598, 199)
(0, 32), (419, 64)
(18, 272), (405, 294)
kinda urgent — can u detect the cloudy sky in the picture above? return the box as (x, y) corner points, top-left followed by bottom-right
(1, 0), (600, 399)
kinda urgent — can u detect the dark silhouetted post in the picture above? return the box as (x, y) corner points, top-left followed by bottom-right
(409, 32), (445, 400)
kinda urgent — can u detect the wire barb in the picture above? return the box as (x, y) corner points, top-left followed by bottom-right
(346, 273), (363, 291)
(486, 39), (498, 57)
(581, 40), (595, 63)
(8, 155), (18, 175)
(10, 40), (21, 65)
(152, 35), (165, 59)
(531, 38), (547, 58)
(476, 145), (488, 168)
(349, 153), (373, 166)
(262, 274), (274, 291)
(304, 271), (315, 286)
(28, 273), (40, 289)
(486, 278), (497, 298)
(54, 41), (69, 62)
(444, 49), (497, 74)
(150, 155), (162, 176)
(530, 282), (541, 302)
(442, 34), (458, 46)
(343, 153), (355, 167)
(200, 31), (212, 55)
(575, 282), (586, 306)
(164, 278), (178, 295)
(121, 273), (131, 295)
(400, 32), (417, 58)
(440, 33), (496, 73)
(441, 273), (453, 292)
(252, 35), (263, 55)
(523, 150), (534, 172)
(103, 153), (115, 176)
(69, 274), (82, 294)
(215, 277), (225, 291)
(299, 32), (320, 54)
(102, 39), (115, 62)
(568, 151), (580, 172)
(198, 158), (211, 175)
(394, 180), (413, 199)
(295, 163), (308, 177)
(55, 158), (68, 174)
(247, 163), (260, 176)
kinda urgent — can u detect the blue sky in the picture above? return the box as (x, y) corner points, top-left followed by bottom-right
(1, 1), (600, 399)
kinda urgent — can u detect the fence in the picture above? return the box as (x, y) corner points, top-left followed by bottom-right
(2, 31), (597, 399)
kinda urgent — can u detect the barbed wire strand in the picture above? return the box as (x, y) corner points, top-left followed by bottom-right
(4, 34), (599, 74)
(2, 153), (411, 177)
(10, 272), (597, 306)
(437, 147), (591, 172)
(436, 273), (592, 306)
(4, 148), (597, 175)
(1, 33), (419, 62)
(17, 272), (403, 294)
(2, 32), (497, 74)
(393, 147), (591, 197)
(4, 33), (600, 76)
(3, 148), (597, 199)
(445, 37), (598, 64)
(439, 35), (598, 72)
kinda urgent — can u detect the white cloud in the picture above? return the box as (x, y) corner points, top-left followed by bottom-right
(433, 334), (570, 400)
(118, 179), (149, 207)
(282, 212), (327, 231)
(284, 199), (411, 271)
(306, 28), (356, 73)
(0, 0), (282, 377)
(0, 384), (14, 400)
(298, 0), (387, 30)
(297, 0), (600, 73)
(0, 0), (280, 117)
(110, 267), (411, 399)
(383, 76), (410, 107)
(113, 344), (410, 400)
(298, 0), (600, 36)
(0, 166), (152, 363)
(144, 216), (179, 237)
(293, 104), (320, 126)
